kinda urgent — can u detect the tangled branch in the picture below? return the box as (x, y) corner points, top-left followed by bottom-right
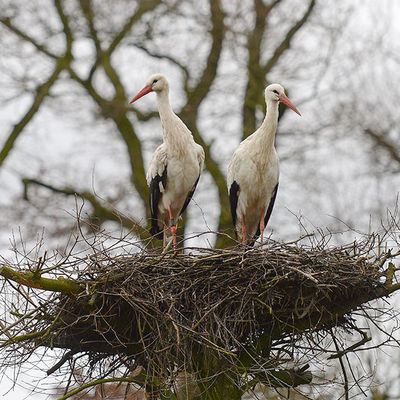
(0, 220), (399, 399)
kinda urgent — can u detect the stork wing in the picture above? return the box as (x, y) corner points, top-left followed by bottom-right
(228, 180), (240, 238)
(147, 145), (168, 238)
(180, 176), (200, 216)
(253, 183), (279, 241)
(180, 145), (204, 215)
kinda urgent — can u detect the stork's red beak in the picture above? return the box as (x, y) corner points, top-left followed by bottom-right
(279, 93), (301, 116)
(129, 85), (153, 104)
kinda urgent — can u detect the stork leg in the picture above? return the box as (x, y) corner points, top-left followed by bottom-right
(168, 205), (177, 252)
(259, 208), (266, 246)
(241, 213), (247, 245)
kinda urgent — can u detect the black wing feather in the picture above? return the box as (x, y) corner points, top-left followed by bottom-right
(229, 181), (240, 238)
(253, 182), (279, 242)
(149, 166), (167, 239)
(180, 175), (200, 216)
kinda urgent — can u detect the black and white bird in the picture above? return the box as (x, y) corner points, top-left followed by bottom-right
(227, 83), (301, 245)
(130, 74), (204, 251)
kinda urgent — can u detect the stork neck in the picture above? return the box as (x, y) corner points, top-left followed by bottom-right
(156, 89), (191, 152)
(256, 99), (279, 150)
(156, 90), (174, 120)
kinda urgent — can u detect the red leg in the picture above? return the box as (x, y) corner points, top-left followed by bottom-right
(241, 213), (247, 245)
(260, 208), (266, 246)
(168, 205), (177, 252)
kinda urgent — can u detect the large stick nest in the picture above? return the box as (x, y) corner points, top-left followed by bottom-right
(30, 236), (393, 377)
(1, 229), (399, 394)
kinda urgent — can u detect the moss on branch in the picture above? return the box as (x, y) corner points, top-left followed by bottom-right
(0, 265), (82, 294)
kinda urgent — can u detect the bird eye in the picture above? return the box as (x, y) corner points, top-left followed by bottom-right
(153, 79), (158, 84)
(272, 89), (279, 94)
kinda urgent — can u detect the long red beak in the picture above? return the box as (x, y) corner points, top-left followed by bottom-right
(129, 85), (153, 104)
(279, 93), (301, 116)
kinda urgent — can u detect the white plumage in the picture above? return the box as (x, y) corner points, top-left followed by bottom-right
(227, 83), (301, 245)
(130, 74), (204, 250)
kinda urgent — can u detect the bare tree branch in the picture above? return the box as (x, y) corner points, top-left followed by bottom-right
(364, 128), (400, 166)
(242, 0), (316, 139)
(263, 0), (316, 73)
(0, 60), (69, 167)
(0, 17), (57, 58)
(22, 178), (150, 239)
(242, 0), (281, 139)
(178, 0), (232, 247)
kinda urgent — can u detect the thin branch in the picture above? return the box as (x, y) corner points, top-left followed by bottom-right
(47, 350), (78, 376)
(254, 364), (312, 388)
(331, 331), (349, 400)
(56, 377), (146, 400)
(130, 44), (190, 89)
(107, 0), (162, 56)
(328, 331), (371, 360)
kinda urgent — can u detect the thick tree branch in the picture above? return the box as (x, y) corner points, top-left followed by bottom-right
(364, 128), (400, 166)
(22, 178), (150, 239)
(73, 2), (162, 212)
(67, 67), (149, 211)
(86, 0), (162, 83)
(262, 0), (316, 73)
(0, 3), (74, 168)
(0, 265), (82, 294)
(182, 0), (226, 112)
(242, 0), (315, 139)
(108, 0), (162, 56)
(54, 0), (73, 54)
(79, 0), (102, 52)
(178, 0), (232, 247)
(242, 0), (280, 139)
(0, 17), (57, 58)
(0, 60), (67, 168)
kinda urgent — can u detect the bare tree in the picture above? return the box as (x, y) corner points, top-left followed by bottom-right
(0, 0), (320, 249)
(1, 1), (400, 398)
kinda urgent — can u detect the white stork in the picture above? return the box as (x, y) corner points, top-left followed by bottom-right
(227, 83), (301, 246)
(129, 73), (205, 251)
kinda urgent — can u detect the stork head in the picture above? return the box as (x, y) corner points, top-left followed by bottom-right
(129, 73), (169, 104)
(265, 84), (301, 116)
